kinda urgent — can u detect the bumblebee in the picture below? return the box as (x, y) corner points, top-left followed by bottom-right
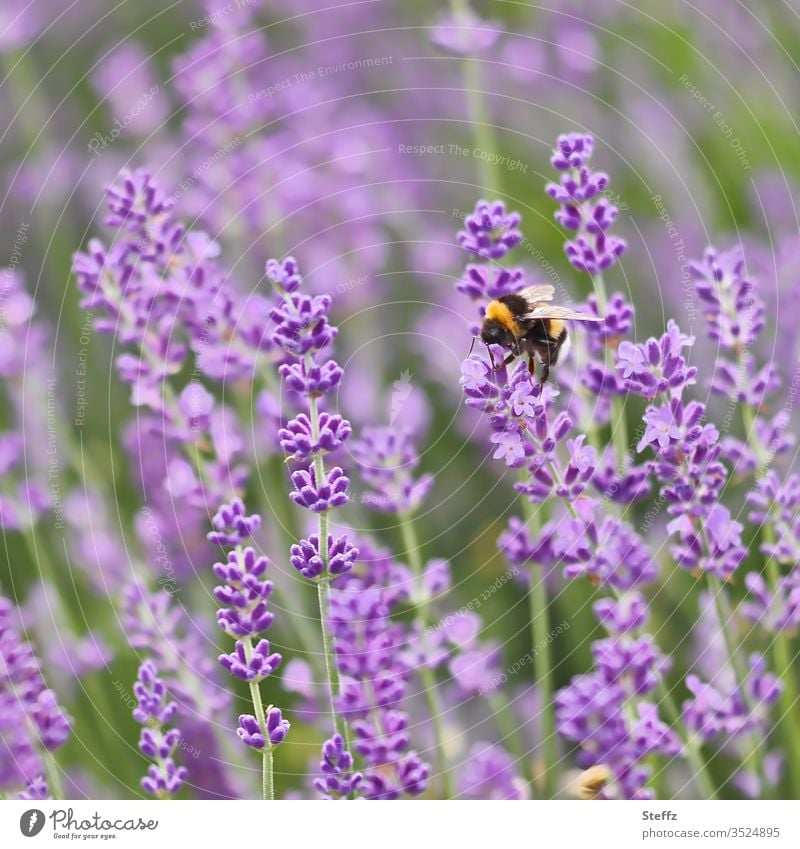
(479, 284), (602, 382)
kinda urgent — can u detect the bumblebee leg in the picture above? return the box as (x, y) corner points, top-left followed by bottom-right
(492, 352), (516, 371)
(539, 363), (550, 384)
(528, 356), (536, 376)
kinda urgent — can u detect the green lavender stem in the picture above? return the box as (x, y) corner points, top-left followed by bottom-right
(449, 0), (498, 195)
(316, 577), (351, 752)
(242, 652), (273, 800)
(397, 511), (454, 799)
(486, 691), (533, 785)
(706, 574), (769, 794)
(518, 496), (557, 798)
(529, 570), (556, 797)
(655, 680), (716, 799)
(306, 387), (352, 753)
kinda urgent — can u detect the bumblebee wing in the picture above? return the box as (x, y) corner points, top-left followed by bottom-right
(522, 305), (603, 321)
(518, 284), (555, 305)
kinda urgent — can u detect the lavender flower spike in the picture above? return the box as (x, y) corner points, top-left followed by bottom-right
(209, 499), (287, 799)
(314, 734), (363, 800)
(133, 661), (187, 798)
(268, 255), (355, 751)
(0, 596), (72, 799)
(547, 132), (626, 275)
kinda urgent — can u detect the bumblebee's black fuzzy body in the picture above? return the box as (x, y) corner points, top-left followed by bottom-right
(479, 285), (598, 382)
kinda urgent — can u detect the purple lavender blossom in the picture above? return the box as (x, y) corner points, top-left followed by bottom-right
(0, 597), (71, 798)
(208, 500), (288, 795)
(212, 545), (275, 639)
(683, 654), (781, 741)
(352, 426), (434, 513)
(122, 582), (242, 799)
(330, 579), (430, 798)
(237, 708), (290, 749)
(208, 497), (261, 546)
(457, 264), (525, 300)
(290, 467), (350, 513)
(133, 661), (187, 798)
(313, 734), (364, 799)
(457, 742), (526, 800)
(546, 133), (626, 274)
(747, 472), (800, 564)
(742, 573), (800, 633)
(219, 640), (282, 683)
(457, 200), (522, 260)
(691, 247), (764, 349)
(616, 321), (697, 399)
(290, 534), (358, 580)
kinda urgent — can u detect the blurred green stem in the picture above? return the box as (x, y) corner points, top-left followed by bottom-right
(43, 747), (64, 800)
(398, 510), (454, 799)
(706, 574), (769, 795)
(487, 691), (534, 790)
(449, 0), (498, 195)
(307, 388), (351, 752)
(519, 493), (556, 799)
(656, 681), (716, 799)
(316, 577), (351, 752)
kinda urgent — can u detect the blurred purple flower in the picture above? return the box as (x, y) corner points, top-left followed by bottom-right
(457, 742), (526, 799)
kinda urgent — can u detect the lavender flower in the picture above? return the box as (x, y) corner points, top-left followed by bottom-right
(313, 734), (363, 800)
(268, 256), (358, 769)
(73, 168), (255, 587)
(457, 264), (525, 301)
(456, 743), (526, 800)
(237, 708), (290, 749)
(0, 597), (71, 798)
(691, 247), (764, 349)
(290, 534), (358, 580)
(352, 426), (434, 513)
(122, 582), (241, 799)
(208, 500), (288, 798)
(133, 661), (187, 798)
(331, 579), (430, 799)
(546, 133), (626, 274)
(683, 654), (781, 741)
(747, 471), (800, 565)
(690, 245), (792, 474)
(616, 321), (697, 399)
(457, 200), (522, 259)
(208, 497), (261, 546)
